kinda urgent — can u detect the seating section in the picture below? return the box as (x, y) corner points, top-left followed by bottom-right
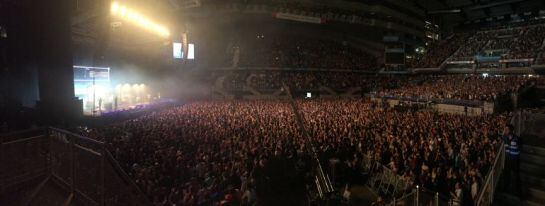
(504, 25), (545, 59)
(451, 32), (492, 60)
(376, 75), (529, 101)
(237, 38), (377, 70)
(408, 33), (469, 68)
(219, 71), (530, 103)
(409, 21), (545, 68)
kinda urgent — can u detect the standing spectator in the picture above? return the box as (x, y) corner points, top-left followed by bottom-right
(503, 124), (521, 197)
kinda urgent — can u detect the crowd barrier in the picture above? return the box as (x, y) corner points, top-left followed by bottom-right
(362, 141), (504, 206)
(475, 143), (505, 206)
(363, 156), (411, 199)
(362, 155), (460, 206)
(0, 128), (49, 192)
(375, 95), (485, 107)
(370, 95), (496, 115)
(1, 117), (509, 206)
(1, 127), (152, 206)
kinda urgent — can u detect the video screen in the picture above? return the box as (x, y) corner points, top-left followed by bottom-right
(73, 66), (111, 114)
(173, 42), (183, 59)
(188, 43), (195, 59)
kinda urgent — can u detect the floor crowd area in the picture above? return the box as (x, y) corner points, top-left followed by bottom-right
(82, 98), (509, 205)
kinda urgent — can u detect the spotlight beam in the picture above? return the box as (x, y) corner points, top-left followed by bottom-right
(110, 1), (170, 38)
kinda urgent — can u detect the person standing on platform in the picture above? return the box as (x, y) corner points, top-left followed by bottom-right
(503, 124), (521, 197)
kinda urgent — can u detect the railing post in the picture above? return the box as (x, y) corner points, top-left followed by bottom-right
(490, 169), (495, 205)
(47, 128), (52, 174)
(101, 144), (106, 206)
(517, 109), (522, 137)
(393, 197), (396, 206)
(435, 192), (439, 206)
(416, 185), (419, 206)
(0, 129), (3, 190)
(70, 134), (75, 194)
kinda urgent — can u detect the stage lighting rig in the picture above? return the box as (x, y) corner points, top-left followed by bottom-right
(110, 1), (170, 38)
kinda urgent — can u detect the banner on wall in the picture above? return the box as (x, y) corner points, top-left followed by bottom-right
(273, 12), (325, 24)
(499, 58), (534, 63)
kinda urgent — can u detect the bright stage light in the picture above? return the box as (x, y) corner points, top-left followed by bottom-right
(111, 2), (119, 14)
(110, 1), (170, 38)
(119, 6), (127, 17)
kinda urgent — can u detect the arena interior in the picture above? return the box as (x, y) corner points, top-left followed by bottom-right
(3, 0), (545, 205)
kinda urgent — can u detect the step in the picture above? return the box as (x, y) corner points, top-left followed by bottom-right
(521, 153), (545, 167)
(28, 179), (70, 206)
(521, 173), (545, 188)
(527, 187), (545, 204)
(521, 162), (545, 176)
(522, 145), (545, 156)
(495, 193), (544, 206)
(495, 193), (521, 206)
(526, 199), (544, 206)
(521, 164), (545, 179)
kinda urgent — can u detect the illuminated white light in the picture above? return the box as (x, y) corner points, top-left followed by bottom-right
(110, 1), (170, 38)
(119, 6), (127, 17)
(306, 92), (312, 98)
(111, 2), (119, 14)
(126, 11), (137, 21)
(188, 43), (195, 59)
(173, 42), (182, 58)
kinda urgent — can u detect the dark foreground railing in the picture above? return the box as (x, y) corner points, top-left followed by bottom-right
(362, 145), (503, 206)
(0, 127), (151, 206)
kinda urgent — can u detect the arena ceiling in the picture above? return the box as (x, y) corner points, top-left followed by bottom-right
(67, 0), (545, 63)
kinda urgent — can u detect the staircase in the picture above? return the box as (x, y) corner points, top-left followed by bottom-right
(496, 144), (545, 206)
(520, 145), (545, 205)
(495, 110), (545, 206)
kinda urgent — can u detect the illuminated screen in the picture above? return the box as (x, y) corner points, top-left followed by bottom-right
(73, 66), (111, 114)
(188, 43), (195, 59)
(173, 42), (183, 59)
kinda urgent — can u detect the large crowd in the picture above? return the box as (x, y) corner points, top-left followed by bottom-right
(84, 98), (509, 205)
(408, 21), (545, 68)
(465, 24), (545, 60)
(503, 24), (545, 59)
(237, 38), (377, 70)
(376, 75), (529, 102)
(220, 71), (530, 102)
(451, 32), (492, 60)
(408, 33), (468, 68)
(221, 71), (397, 92)
(216, 21), (544, 71)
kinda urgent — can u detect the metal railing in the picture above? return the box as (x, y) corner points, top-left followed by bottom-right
(372, 94), (486, 107)
(390, 186), (460, 206)
(363, 141), (504, 206)
(363, 155), (460, 206)
(1, 127), (152, 206)
(475, 135), (506, 206)
(0, 128), (50, 192)
(363, 157), (412, 199)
